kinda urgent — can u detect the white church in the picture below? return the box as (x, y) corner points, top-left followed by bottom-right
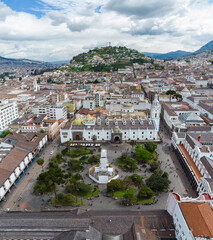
(60, 95), (161, 143)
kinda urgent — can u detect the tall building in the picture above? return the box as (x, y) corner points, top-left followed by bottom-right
(0, 99), (18, 131)
(32, 105), (67, 121)
(150, 94), (161, 131)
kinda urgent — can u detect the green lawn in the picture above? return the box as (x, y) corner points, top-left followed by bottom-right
(113, 188), (137, 199)
(67, 149), (92, 158)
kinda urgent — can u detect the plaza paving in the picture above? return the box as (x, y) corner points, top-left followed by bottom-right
(0, 127), (196, 212)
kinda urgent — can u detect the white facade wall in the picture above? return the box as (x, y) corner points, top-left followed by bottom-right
(60, 127), (158, 143)
(0, 101), (18, 131)
(33, 106), (67, 120)
(164, 110), (178, 129)
(83, 100), (95, 110)
(0, 135), (48, 201)
(173, 204), (194, 240)
(0, 187), (5, 199)
(9, 173), (16, 184)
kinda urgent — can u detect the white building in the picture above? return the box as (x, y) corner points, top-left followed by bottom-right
(166, 192), (213, 240)
(0, 132), (48, 201)
(60, 96), (161, 143)
(32, 105), (67, 121)
(172, 132), (213, 193)
(0, 99), (18, 131)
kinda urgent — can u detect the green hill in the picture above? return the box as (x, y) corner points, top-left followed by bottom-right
(59, 46), (159, 72)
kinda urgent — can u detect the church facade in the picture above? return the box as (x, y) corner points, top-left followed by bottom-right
(60, 95), (161, 144)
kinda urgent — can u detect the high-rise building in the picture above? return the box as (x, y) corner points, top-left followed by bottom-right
(0, 99), (18, 131)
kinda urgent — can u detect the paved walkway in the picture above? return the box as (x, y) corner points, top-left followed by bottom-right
(1, 125), (196, 212)
(1, 136), (60, 211)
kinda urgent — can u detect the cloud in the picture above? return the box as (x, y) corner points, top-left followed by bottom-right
(105, 0), (181, 19)
(0, 1), (14, 21)
(0, 0), (213, 60)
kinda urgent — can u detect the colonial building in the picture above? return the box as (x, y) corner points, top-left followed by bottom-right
(60, 95), (161, 144)
(0, 132), (48, 201)
(172, 131), (213, 195)
(166, 192), (213, 240)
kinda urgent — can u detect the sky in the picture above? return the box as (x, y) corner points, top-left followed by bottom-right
(0, 0), (213, 61)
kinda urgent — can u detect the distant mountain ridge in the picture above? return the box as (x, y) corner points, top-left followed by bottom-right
(143, 40), (213, 60)
(143, 50), (192, 60)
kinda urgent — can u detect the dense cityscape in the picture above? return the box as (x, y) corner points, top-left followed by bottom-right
(0, 43), (212, 239)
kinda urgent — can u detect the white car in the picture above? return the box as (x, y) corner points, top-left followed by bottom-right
(50, 151), (53, 155)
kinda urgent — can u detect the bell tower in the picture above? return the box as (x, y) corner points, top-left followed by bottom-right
(151, 94), (161, 131)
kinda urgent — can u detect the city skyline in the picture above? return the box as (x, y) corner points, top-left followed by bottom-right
(0, 0), (213, 61)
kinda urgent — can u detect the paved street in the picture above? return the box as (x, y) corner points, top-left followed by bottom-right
(0, 125), (196, 212)
(0, 136), (61, 211)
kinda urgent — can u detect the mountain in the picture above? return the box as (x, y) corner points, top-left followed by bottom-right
(143, 50), (192, 60)
(193, 40), (213, 54)
(60, 46), (163, 73)
(143, 40), (213, 60)
(0, 56), (57, 72)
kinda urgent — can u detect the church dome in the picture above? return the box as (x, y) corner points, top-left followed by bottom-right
(123, 103), (133, 108)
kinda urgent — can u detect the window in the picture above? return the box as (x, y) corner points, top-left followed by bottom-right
(107, 132), (109, 135)
(97, 132), (99, 135)
(133, 132), (135, 134)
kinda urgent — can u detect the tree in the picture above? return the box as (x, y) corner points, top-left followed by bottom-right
(64, 193), (76, 204)
(128, 174), (144, 188)
(40, 129), (45, 133)
(34, 166), (65, 203)
(66, 140), (71, 151)
(36, 158), (44, 170)
(135, 145), (152, 163)
(162, 171), (169, 179)
(56, 152), (63, 162)
(92, 134), (97, 143)
(175, 93), (183, 102)
(107, 179), (126, 193)
(166, 90), (176, 95)
(144, 142), (157, 153)
(123, 192), (135, 202)
(150, 162), (160, 172)
(124, 158), (138, 172)
(0, 130), (10, 138)
(66, 182), (92, 196)
(138, 186), (154, 200)
(146, 174), (171, 192)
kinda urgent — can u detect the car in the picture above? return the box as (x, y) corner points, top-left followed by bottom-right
(50, 151), (53, 155)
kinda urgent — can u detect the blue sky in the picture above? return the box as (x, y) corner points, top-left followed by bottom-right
(2, 0), (44, 17)
(0, 0), (213, 61)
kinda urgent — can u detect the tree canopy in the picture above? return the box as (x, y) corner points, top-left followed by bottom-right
(146, 174), (170, 192)
(144, 142), (157, 153)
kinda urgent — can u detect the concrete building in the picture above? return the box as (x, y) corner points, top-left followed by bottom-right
(0, 132), (48, 201)
(32, 105), (67, 121)
(0, 99), (18, 131)
(172, 132), (213, 194)
(166, 192), (213, 240)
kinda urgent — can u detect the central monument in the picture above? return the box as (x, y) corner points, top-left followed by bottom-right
(89, 149), (119, 184)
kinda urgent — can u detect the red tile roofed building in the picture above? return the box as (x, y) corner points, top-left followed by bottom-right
(166, 192), (213, 240)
